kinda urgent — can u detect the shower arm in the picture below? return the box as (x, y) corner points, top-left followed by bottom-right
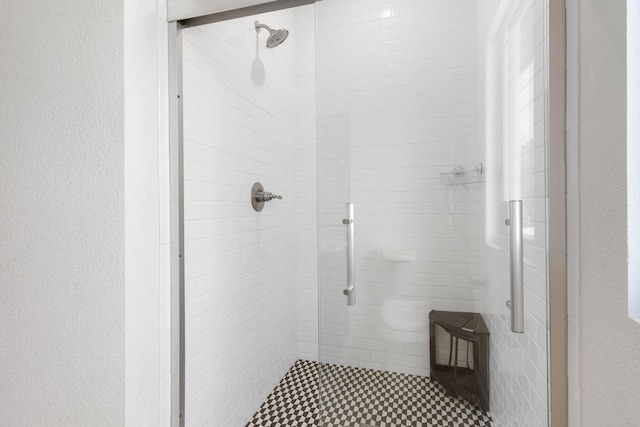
(255, 21), (273, 33)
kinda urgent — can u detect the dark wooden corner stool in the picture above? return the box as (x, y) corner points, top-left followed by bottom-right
(429, 310), (490, 412)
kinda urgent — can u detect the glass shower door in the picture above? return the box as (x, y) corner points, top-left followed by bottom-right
(315, 0), (550, 426)
(481, 0), (551, 424)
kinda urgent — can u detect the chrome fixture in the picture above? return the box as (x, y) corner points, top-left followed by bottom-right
(255, 20), (289, 48)
(251, 182), (282, 212)
(506, 200), (524, 333)
(440, 163), (484, 185)
(343, 203), (355, 306)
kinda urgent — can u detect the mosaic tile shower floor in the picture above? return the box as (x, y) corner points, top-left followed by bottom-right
(245, 360), (492, 427)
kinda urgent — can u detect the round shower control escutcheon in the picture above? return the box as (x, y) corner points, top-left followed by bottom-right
(251, 182), (283, 212)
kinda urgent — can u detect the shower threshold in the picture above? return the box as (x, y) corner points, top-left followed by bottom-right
(245, 360), (491, 427)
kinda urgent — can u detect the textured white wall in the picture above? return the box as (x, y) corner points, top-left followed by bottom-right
(125, 0), (163, 425)
(578, 0), (640, 424)
(0, 1), (125, 425)
(182, 9), (300, 426)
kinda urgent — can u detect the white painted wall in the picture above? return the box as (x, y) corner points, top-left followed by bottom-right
(0, 1), (125, 425)
(577, 0), (640, 425)
(125, 0), (164, 425)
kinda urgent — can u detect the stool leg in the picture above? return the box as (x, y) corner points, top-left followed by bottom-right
(453, 337), (459, 377)
(448, 334), (454, 369)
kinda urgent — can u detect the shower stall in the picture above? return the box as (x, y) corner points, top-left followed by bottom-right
(168, 0), (566, 426)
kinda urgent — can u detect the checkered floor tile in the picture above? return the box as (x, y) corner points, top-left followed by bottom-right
(245, 360), (492, 427)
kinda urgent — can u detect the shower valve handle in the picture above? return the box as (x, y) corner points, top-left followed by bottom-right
(256, 191), (282, 202)
(251, 182), (282, 212)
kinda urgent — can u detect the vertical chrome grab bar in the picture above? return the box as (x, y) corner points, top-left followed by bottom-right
(507, 200), (524, 333)
(343, 203), (355, 306)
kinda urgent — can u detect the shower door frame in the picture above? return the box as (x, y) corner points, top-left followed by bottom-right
(167, 1), (567, 426)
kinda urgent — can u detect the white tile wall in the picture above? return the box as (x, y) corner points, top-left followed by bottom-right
(182, 9), (301, 426)
(477, 0), (549, 425)
(315, 0), (483, 377)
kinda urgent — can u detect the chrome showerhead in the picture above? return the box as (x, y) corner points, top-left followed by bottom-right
(255, 20), (289, 48)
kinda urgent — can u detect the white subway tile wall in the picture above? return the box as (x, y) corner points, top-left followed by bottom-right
(478, 0), (549, 425)
(315, 0), (483, 377)
(182, 9), (301, 426)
